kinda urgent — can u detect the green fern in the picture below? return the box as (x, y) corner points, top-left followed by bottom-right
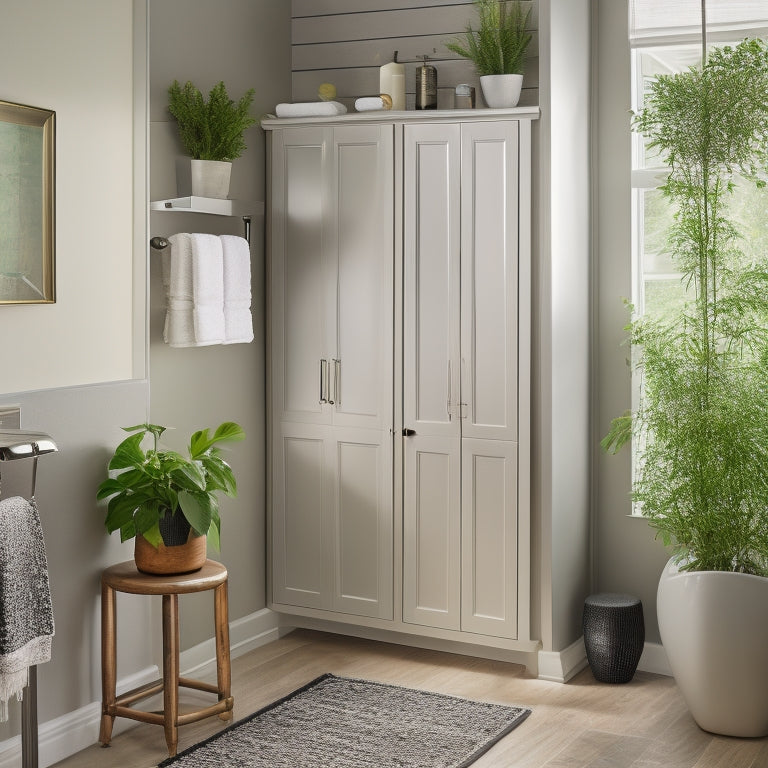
(605, 39), (768, 575)
(167, 80), (256, 162)
(445, 0), (532, 76)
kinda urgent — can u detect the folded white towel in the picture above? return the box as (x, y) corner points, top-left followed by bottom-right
(190, 233), (226, 345)
(165, 233), (195, 347)
(355, 96), (392, 112)
(220, 235), (254, 344)
(275, 101), (347, 118)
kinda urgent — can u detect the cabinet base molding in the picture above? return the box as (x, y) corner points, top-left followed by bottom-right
(272, 607), (541, 675)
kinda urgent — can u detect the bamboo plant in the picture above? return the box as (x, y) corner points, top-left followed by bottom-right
(603, 39), (768, 575)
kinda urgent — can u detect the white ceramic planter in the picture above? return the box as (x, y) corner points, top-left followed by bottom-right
(176, 158), (232, 199)
(657, 558), (768, 736)
(480, 74), (523, 109)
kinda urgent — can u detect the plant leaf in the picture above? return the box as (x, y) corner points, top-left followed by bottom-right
(178, 491), (213, 537)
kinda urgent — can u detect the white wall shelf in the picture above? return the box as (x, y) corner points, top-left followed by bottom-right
(150, 196), (263, 217)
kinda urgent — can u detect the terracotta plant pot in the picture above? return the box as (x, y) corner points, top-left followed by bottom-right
(134, 513), (207, 575)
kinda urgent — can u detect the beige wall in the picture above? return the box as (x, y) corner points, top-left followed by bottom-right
(0, 0), (144, 393)
(147, 0), (291, 648)
(593, 0), (670, 643)
(0, 2), (291, 765)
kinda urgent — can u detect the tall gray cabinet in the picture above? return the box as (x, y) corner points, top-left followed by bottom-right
(264, 108), (539, 664)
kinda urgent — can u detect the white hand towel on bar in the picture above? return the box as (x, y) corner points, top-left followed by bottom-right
(165, 233), (196, 347)
(220, 235), (254, 344)
(190, 233), (226, 345)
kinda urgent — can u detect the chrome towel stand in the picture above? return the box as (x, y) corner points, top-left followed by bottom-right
(0, 429), (58, 768)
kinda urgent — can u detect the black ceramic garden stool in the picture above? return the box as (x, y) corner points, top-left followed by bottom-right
(582, 593), (644, 684)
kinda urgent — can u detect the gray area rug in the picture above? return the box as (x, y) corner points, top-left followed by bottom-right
(158, 673), (531, 768)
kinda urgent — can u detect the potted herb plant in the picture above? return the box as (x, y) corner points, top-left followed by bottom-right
(97, 422), (245, 575)
(167, 80), (256, 199)
(445, 0), (532, 108)
(603, 39), (768, 736)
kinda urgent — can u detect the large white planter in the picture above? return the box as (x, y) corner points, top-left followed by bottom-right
(176, 158), (232, 199)
(480, 74), (523, 109)
(657, 558), (768, 736)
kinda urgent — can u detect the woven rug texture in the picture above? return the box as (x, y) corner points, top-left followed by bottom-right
(158, 673), (531, 768)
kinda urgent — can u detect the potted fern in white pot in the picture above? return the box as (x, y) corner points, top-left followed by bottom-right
(445, 0), (532, 108)
(603, 39), (768, 737)
(167, 80), (256, 199)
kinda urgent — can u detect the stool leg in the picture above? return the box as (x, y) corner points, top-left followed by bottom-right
(99, 583), (116, 747)
(214, 581), (233, 720)
(162, 594), (179, 757)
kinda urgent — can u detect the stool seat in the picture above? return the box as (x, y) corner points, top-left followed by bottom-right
(99, 559), (233, 757)
(583, 593), (644, 684)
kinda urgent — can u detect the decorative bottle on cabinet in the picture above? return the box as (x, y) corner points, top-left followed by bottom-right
(415, 55), (437, 110)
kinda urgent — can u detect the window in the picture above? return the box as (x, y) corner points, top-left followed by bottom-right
(628, 0), (768, 510)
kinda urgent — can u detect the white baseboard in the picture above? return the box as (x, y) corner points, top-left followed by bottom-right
(537, 636), (589, 682)
(537, 638), (672, 684)
(637, 641), (671, 676)
(0, 607), (282, 768)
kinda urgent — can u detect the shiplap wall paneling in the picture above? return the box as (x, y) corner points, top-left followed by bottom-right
(291, 1), (539, 110)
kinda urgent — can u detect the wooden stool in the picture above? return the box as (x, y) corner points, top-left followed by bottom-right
(99, 559), (233, 756)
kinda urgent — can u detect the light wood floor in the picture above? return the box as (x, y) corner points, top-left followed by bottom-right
(53, 628), (768, 768)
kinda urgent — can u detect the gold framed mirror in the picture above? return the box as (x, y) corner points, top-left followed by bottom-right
(0, 100), (55, 304)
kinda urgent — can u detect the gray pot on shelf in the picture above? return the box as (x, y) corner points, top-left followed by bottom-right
(176, 157), (232, 199)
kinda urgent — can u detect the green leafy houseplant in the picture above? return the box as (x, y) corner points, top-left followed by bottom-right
(97, 422), (245, 551)
(603, 39), (768, 575)
(445, 0), (532, 76)
(167, 80), (256, 161)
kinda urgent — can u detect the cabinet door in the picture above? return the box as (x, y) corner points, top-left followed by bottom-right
(272, 422), (333, 609)
(461, 438), (518, 638)
(402, 124), (462, 630)
(331, 426), (393, 619)
(402, 435), (461, 629)
(270, 127), (332, 426)
(403, 123), (461, 439)
(460, 121), (519, 442)
(331, 125), (394, 432)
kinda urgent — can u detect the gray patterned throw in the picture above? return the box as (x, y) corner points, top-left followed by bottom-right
(0, 496), (54, 721)
(159, 673), (531, 768)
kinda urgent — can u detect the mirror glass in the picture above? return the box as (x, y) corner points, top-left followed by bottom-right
(0, 100), (55, 304)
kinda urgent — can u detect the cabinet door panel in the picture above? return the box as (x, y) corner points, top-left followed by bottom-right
(403, 435), (461, 630)
(333, 427), (393, 618)
(403, 124), (461, 438)
(271, 127), (330, 424)
(461, 121), (519, 441)
(333, 125), (394, 430)
(272, 423), (332, 609)
(461, 438), (518, 638)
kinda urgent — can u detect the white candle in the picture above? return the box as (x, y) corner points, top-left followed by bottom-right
(380, 52), (406, 111)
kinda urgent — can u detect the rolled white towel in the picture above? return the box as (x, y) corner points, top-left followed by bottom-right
(220, 235), (254, 344)
(190, 233), (225, 345)
(355, 95), (392, 112)
(275, 101), (347, 118)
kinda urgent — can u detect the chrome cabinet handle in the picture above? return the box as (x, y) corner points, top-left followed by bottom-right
(319, 359), (328, 404)
(447, 359), (452, 420)
(333, 358), (341, 406)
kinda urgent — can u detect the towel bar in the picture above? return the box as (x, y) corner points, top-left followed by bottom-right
(0, 429), (57, 768)
(150, 215), (252, 250)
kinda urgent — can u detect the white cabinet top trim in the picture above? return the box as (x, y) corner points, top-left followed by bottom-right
(261, 106), (540, 129)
